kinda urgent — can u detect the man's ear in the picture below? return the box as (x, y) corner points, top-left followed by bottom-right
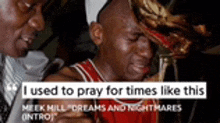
(89, 22), (103, 46)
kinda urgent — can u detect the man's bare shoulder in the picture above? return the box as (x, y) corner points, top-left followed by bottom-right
(45, 66), (83, 82)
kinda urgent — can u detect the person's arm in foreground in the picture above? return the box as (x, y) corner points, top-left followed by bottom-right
(39, 67), (96, 123)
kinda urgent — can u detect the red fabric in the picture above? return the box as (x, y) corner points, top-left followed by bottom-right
(145, 27), (173, 50)
(98, 100), (157, 123)
(77, 60), (104, 82)
(76, 59), (158, 123)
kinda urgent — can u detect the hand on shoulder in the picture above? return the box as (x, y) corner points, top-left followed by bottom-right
(41, 67), (95, 123)
(44, 66), (83, 82)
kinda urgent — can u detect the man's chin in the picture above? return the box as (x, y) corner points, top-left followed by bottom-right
(4, 49), (29, 58)
(125, 74), (146, 81)
(19, 50), (29, 57)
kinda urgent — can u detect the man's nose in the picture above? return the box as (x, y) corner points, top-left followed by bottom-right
(28, 10), (45, 31)
(137, 40), (153, 59)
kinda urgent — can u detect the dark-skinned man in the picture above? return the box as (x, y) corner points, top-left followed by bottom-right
(40, 0), (159, 122)
(0, 0), (49, 122)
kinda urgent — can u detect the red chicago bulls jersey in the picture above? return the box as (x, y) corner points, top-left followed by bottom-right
(72, 59), (158, 123)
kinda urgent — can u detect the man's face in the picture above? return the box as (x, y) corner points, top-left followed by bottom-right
(0, 0), (47, 57)
(100, 15), (155, 81)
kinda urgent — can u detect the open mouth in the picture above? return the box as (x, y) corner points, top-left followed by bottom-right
(20, 35), (35, 45)
(18, 35), (36, 50)
(129, 62), (151, 74)
(15, 35), (36, 56)
(133, 62), (145, 68)
(128, 56), (152, 75)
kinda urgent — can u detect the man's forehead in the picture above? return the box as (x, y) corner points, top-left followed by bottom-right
(100, 0), (136, 24)
(110, 0), (131, 15)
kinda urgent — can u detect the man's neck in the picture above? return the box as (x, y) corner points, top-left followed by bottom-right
(92, 56), (120, 81)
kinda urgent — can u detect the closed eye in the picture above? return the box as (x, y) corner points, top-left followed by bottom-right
(128, 36), (139, 42)
(128, 33), (145, 42)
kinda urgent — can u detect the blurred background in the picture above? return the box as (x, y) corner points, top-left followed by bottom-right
(32, 0), (96, 66)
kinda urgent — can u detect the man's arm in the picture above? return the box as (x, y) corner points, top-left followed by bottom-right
(39, 67), (96, 123)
